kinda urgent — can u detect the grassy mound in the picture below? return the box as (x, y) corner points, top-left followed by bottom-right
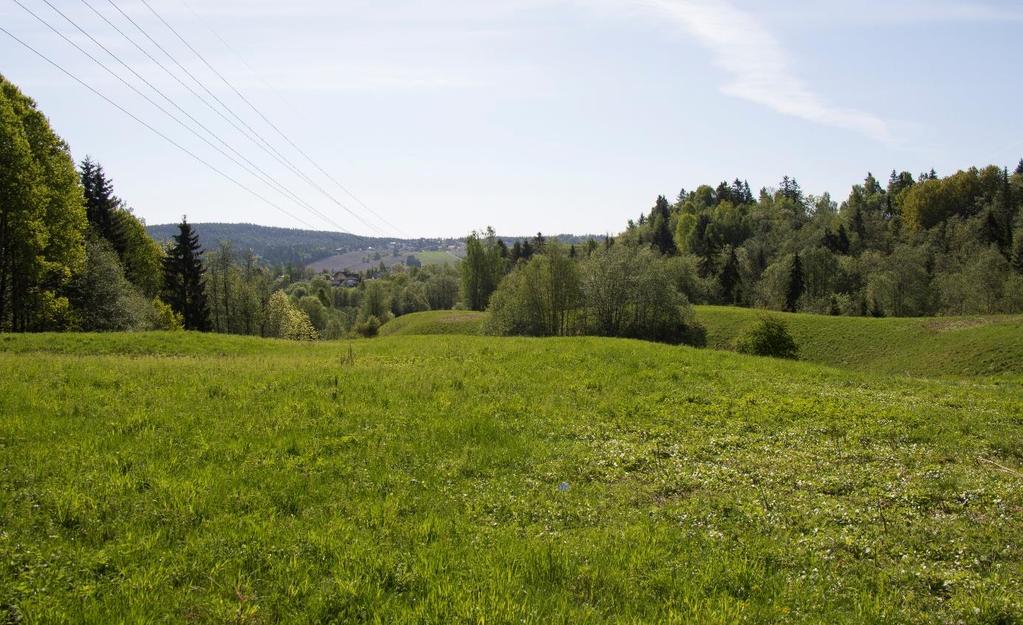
(1, 332), (1021, 623)
(378, 310), (487, 337)
(695, 306), (1023, 378)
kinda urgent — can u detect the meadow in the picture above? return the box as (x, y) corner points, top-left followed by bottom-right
(696, 306), (1023, 378)
(1, 327), (1022, 624)
(382, 307), (1023, 379)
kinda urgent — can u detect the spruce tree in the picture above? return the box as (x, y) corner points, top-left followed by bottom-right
(510, 241), (522, 264)
(1015, 160), (1023, 176)
(650, 195), (676, 255)
(162, 217), (210, 331)
(520, 239), (534, 261)
(718, 248), (740, 304)
(785, 253), (804, 312)
(836, 224), (851, 255)
(1012, 230), (1023, 275)
(79, 157), (125, 255)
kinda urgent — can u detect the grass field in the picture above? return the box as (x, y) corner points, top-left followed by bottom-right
(414, 250), (461, 266)
(1, 331), (1022, 623)
(381, 307), (1023, 379)
(695, 306), (1023, 378)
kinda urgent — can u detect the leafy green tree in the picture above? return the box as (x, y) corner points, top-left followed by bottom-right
(360, 280), (392, 323)
(264, 290), (317, 340)
(424, 267), (460, 310)
(150, 297), (183, 330)
(580, 244), (702, 344)
(965, 247), (1010, 314)
(395, 282), (430, 315)
(460, 228), (504, 311)
(296, 295), (329, 333)
(114, 209), (163, 297)
(72, 236), (154, 331)
(0, 75), (88, 331)
(487, 243), (581, 337)
(162, 218), (210, 331)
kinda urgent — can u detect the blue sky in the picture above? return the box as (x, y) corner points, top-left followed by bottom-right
(2, 0), (1021, 237)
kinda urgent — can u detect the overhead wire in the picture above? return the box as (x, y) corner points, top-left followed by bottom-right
(101, 0), (389, 236)
(0, 23), (319, 230)
(138, 0), (406, 237)
(18, 0), (346, 232)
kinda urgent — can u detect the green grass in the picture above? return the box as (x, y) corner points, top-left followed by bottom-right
(695, 306), (1023, 378)
(1, 331), (1022, 623)
(414, 250), (460, 266)
(379, 310), (486, 337)
(380, 308), (1023, 379)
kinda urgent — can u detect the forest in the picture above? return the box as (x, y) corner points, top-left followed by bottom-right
(2, 71), (1022, 339)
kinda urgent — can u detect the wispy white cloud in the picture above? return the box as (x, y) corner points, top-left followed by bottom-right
(637, 0), (892, 143)
(762, 0), (1023, 25)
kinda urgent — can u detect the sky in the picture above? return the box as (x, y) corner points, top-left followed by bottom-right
(1, 0), (1021, 238)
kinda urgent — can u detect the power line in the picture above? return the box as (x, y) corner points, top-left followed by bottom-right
(40, 0), (350, 233)
(101, 0), (386, 236)
(178, 0), (409, 238)
(139, 0), (406, 237)
(19, 0), (346, 232)
(0, 23), (318, 230)
(79, 0), (303, 190)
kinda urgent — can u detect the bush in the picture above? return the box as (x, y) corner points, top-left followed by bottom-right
(150, 298), (183, 331)
(264, 291), (319, 341)
(356, 315), (381, 338)
(733, 317), (798, 359)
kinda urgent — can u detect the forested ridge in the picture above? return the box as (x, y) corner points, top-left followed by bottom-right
(615, 168), (1023, 317)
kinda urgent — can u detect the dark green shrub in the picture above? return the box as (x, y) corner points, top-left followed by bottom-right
(356, 315), (381, 338)
(733, 317), (798, 359)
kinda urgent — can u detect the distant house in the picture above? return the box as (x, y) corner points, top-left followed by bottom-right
(331, 271), (362, 288)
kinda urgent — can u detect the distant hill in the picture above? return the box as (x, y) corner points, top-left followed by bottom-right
(147, 222), (600, 268)
(146, 223), (461, 267)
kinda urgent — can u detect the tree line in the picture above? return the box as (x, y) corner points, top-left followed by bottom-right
(462, 163), (1023, 343)
(621, 167), (1023, 317)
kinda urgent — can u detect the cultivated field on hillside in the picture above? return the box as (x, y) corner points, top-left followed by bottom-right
(1, 332), (1021, 623)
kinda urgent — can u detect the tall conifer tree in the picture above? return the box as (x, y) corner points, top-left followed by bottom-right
(719, 248), (740, 304)
(785, 253), (804, 312)
(650, 195), (676, 255)
(162, 218), (210, 331)
(79, 157), (125, 255)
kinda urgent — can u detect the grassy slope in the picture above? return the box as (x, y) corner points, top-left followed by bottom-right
(695, 306), (1023, 378)
(381, 308), (1023, 378)
(378, 310), (487, 337)
(1, 332), (1022, 623)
